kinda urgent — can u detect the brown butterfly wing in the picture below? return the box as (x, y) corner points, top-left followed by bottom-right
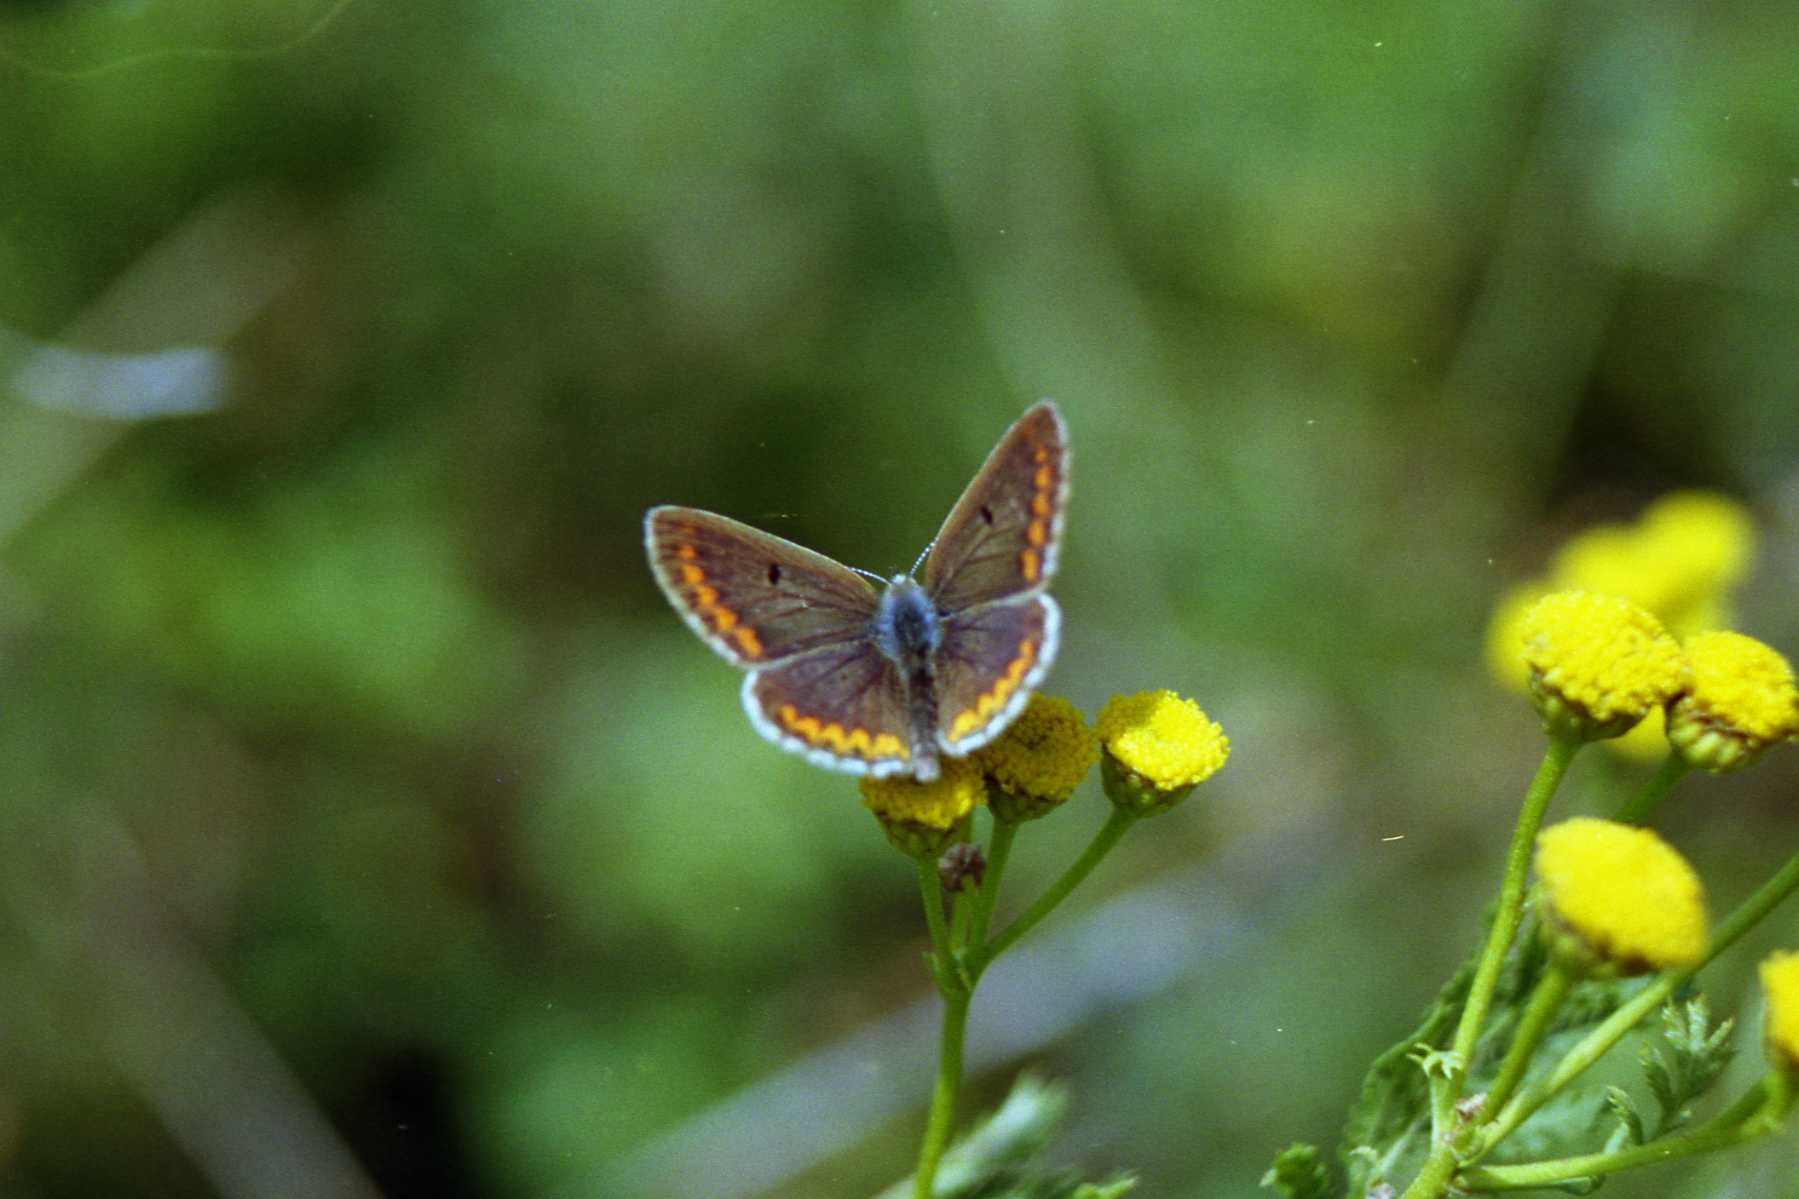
(932, 594), (1060, 754)
(918, 401), (1069, 615)
(645, 506), (880, 667)
(742, 640), (915, 776)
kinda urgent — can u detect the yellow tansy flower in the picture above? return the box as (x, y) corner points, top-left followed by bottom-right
(1520, 592), (1686, 741)
(1636, 491), (1755, 615)
(1485, 582), (1547, 691)
(860, 757), (986, 858)
(1665, 631), (1799, 774)
(1761, 951), (1799, 1073)
(973, 694), (1099, 823)
(1552, 523), (1656, 608)
(1535, 818), (1708, 976)
(1607, 704), (1671, 763)
(1549, 492), (1753, 638)
(1095, 690), (1229, 814)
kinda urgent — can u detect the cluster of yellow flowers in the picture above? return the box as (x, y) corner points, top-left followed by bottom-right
(857, 690), (1230, 856)
(1501, 529), (1799, 773)
(1513, 588), (1799, 770)
(1489, 489), (1799, 1065)
(1499, 518), (1799, 1073)
(1487, 492), (1758, 758)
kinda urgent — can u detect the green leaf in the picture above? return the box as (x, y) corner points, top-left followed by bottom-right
(1070, 1179), (1137, 1199)
(966, 1170), (1137, 1199)
(877, 1076), (1138, 1199)
(1260, 1143), (1335, 1199)
(876, 1075), (1066, 1199)
(1487, 1086), (1608, 1164)
(1340, 958), (1471, 1196)
(1604, 1086), (1644, 1148)
(1639, 997), (1734, 1137)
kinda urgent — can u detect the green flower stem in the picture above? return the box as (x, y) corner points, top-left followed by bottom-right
(913, 853), (971, 1199)
(973, 805), (1138, 972)
(1614, 753), (1690, 824)
(912, 983), (972, 1199)
(967, 818), (1019, 968)
(1481, 959), (1576, 1118)
(950, 884), (975, 952)
(1450, 736), (1579, 1071)
(1456, 1075), (1784, 1191)
(1477, 845), (1799, 1154)
(1401, 735), (1580, 1199)
(918, 854), (955, 992)
(950, 814), (978, 950)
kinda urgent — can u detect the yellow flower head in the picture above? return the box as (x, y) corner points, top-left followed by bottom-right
(1761, 951), (1799, 1074)
(1485, 582), (1548, 693)
(1550, 492), (1754, 638)
(973, 694), (1099, 822)
(1553, 523), (1656, 607)
(1535, 818), (1708, 976)
(1095, 690), (1228, 814)
(1665, 631), (1799, 774)
(860, 757), (986, 858)
(1520, 592), (1686, 741)
(1637, 491), (1755, 608)
(1606, 704), (1672, 763)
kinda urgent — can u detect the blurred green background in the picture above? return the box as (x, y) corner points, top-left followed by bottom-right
(3, 0), (1798, 1195)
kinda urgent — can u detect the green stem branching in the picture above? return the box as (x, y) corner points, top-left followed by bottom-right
(1400, 735), (1580, 1199)
(1458, 1075), (1787, 1191)
(972, 805), (1137, 972)
(1475, 846), (1799, 1156)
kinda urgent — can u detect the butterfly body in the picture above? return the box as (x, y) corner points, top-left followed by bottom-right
(645, 401), (1068, 781)
(873, 575), (946, 781)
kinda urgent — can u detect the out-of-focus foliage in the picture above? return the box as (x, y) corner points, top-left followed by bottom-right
(2, 0), (1798, 1196)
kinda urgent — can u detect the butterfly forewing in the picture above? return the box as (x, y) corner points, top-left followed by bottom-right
(932, 594), (1061, 754)
(919, 401), (1069, 615)
(744, 640), (915, 775)
(645, 506), (881, 667)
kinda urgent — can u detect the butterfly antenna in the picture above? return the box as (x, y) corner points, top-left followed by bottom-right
(908, 538), (936, 577)
(850, 565), (887, 584)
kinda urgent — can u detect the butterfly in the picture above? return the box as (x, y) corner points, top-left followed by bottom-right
(644, 401), (1068, 782)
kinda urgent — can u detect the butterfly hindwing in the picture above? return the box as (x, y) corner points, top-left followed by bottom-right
(743, 640), (915, 776)
(919, 401), (1069, 615)
(932, 593), (1061, 755)
(645, 506), (881, 667)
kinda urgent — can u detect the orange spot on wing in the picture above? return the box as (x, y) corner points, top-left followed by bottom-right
(1031, 493), (1052, 517)
(949, 638), (1037, 740)
(1034, 464), (1054, 490)
(1027, 520), (1046, 547)
(1020, 547), (1040, 581)
(676, 544), (698, 561)
(777, 705), (906, 760)
(673, 556), (763, 657)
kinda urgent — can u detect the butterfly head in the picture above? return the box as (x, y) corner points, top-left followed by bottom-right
(875, 576), (940, 665)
